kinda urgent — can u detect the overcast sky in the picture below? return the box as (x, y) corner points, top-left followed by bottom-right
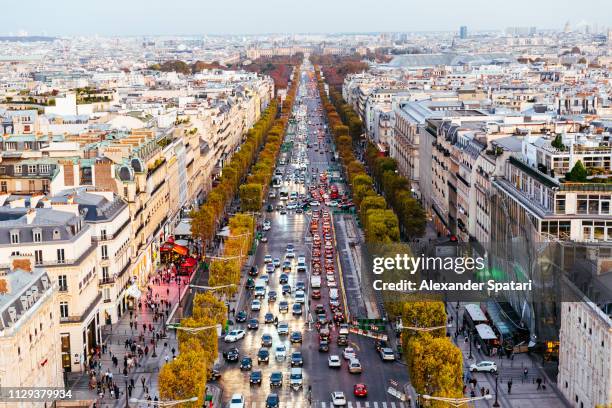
(7, 0), (612, 36)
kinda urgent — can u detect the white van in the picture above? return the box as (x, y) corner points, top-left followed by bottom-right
(329, 288), (339, 301)
(310, 275), (321, 288)
(290, 367), (303, 390)
(254, 280), (267, 298)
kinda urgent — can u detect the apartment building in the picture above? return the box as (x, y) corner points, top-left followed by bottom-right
(0, 201), (100, 372)
(0, 257), (63, 405)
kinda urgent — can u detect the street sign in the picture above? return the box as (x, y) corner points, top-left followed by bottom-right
(387, 387), (406, 401)
(348, 327), (388, 341)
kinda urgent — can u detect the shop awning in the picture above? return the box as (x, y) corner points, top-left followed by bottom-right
(166, 236), (175, 244)
(182, 257), (197, 267)
(174, 219), (192, 236)
(126, 284), (142, 299)
(175, 239), (189, 247)
(465, 303), (487, 323)
(475, 323), (497, 340)
(172, 244), (189, 256)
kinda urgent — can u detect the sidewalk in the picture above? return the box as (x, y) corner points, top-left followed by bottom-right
(448, 303), (570, 408)
(67, 270), (193, 407)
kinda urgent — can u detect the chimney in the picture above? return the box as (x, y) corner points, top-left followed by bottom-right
(10, 255), (33, 273)
(25, 208), (36, 224)
(0, 275), (9, 295)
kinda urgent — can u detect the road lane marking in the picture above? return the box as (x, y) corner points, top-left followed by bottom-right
(355, 402), (362, 408)
(390, 402), (396, 408)
(365, 402), (370, 408)
(348, 402), (353, 408)
(320, 402), (326, 408)
(399, 403), (406, 408)
(382, 403), (388, 408)
(373, 402), (379, 408)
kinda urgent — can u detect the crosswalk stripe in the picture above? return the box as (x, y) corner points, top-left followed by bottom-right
(320, 402), (326, 408)
(382, 403), (388, 408)
(356, 402), (362, 408)
(365, 402), (370, 408)
(373, 402), (379, 408)
(390, 402), (396, 408)
(399, 403), (406, 408)
(348, 402), (353, 408)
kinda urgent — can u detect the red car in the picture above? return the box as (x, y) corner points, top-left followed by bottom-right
(311, 289), (321, 299)
(354, 384), (368, 397)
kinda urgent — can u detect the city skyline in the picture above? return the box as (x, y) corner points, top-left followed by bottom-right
(7, 0), (612, 36)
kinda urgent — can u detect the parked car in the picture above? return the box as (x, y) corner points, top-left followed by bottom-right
(469, 361), (498, 373)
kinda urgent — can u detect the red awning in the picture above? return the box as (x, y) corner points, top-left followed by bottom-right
(167, 236), (175, 244)
(172, 244), (188, 256)
(182, 257), (197, 267)
(160, 243), (174, 252)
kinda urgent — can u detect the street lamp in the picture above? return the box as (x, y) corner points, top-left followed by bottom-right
(167, 323), (220, 334)
(129, 396), (198, 407)
(189, 284), (237, 291)
(403, 324), (452, 333)
(421, 394), (492, 407)
(493, 373), (500, 407)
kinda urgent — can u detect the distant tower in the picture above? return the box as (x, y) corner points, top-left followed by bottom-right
(459, 26), (468, 39)
(608, 28), (612, 43)
(563, 21), (571, 33)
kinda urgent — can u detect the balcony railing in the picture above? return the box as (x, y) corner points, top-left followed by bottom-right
(99, 277), (115, 285)
(91, 219), (130, 241)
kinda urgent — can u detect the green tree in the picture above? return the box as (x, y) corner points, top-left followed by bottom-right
(565, 160), (588, 182)
(551, 134), (565, 150)
(239, 183), (263, 212)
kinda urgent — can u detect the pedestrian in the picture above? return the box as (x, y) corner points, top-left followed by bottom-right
(536, 377), (543, 390)
(141, 377), (146, 387)
(129, 321), (133, 330)
(130, 378), (135, 388)
(128, 384), (133, 397)
(171, 347), (176, 357)
(406, 395), (412, 408)
(167, 288), (170, 296)
(480, 387), (485, 396)
(144, 345), (149, 356)
(114, 384), (120, 400)
(165, 355), (169, 363)
(508, 379), (513, 394)
(523, 367), (528, 380)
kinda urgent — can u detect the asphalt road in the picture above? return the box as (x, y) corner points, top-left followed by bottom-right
(216, 62), (410, 408)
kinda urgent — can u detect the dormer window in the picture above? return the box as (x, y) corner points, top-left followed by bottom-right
(10, 230), (19, 244)
(52, 229), (61, 240)
(33, 228), (42, 243)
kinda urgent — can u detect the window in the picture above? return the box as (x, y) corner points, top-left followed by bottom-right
(39, 164), (50, 174)
(59, 302), (68, 319)
(102, 266), (109, 280)
(33, 230), (42, 242)
(101, 229), (107, 240)
(6, 142), (17, 151)
(24, 141), (33, 150)
(14, 165), (22, 174)
(103, 287), (111, 302)
(34, 250), (43, 265)
(28, 180), (35, 192)
(57, 248), (65, 264)
(10, 230), (19, 244)
(53, 229), (61, 240)
(0, 181), (6, 193)
(101, 245), (108, 260)
(42, 179), (49, 193)
(27, 165), (37, 174)
(58, 275), (67, 292)
(555, 196), (566, 214)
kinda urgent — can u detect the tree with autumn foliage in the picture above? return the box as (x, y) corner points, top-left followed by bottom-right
(158, 348), (207, 407)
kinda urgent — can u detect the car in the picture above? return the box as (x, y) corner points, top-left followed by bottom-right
(275, 345), (287, 361)
(269, 372), (283, 388)
(229, 393), (245, 408)
(264, 254), (273, 263)
(277, 321), (289, 335)
(279, 273), (289, 284)
(266, 393), (280, 408)
(311, 289), (321, 299)
(290, 351), (304, 367)
(279, 300), (289, 313)
(258, 348), (270, 363)
(290, 331), (302, 343)
(280, 208), (287, 215)
(343, 347), (356, 360)
(295, 281), (306, 291)
(264, 312), (275, 324)
(263, 221), (271, 231)
(247, 318), (259, 330)
(297, 255), (306, 264)
(292, 303), (303, 316)
(282, 261), (292, 273)
(250, 370), (263, 386)
(294, 290), (305, 304)
(469, 361), (498, 373)
(296, 208), (304, 214)
(260, 274), (270, 284)
(266, 204), (274, 213)
(353, 384), (368, 398)
(273, 257), (281, 267)
(208, 364), (221, 381)
(337, 335), (348, 346)
(240, 357), (253, 371)
(331, 391), (347, 406)
(224, 330), (246, 343)
(223, 348), (239, 361)
(328, 354), (341, 368)
(260, 235), (268, 243)
(266, 263), (275, 273)
(251, 299), (262, 311)
(319, 340), (330, 352)
(348, 358), (362, 374)
(282, 284), (292, 295)
(380, 347), (396, 361)
(338, 324), (349, 336)
(235, 311), (247, 323)
(261, 334), (273, 347)
(246, 278), (255, 290)
(268, 290), (277, 302)
(249, 266), (259, 276)
(269, 191), (276, 199)
(375, 340), (388, 352)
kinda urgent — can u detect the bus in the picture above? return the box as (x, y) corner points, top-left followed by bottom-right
(279, 187), (289, 201)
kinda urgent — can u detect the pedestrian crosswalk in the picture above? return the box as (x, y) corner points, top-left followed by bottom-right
(241, 401), (409, 408)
